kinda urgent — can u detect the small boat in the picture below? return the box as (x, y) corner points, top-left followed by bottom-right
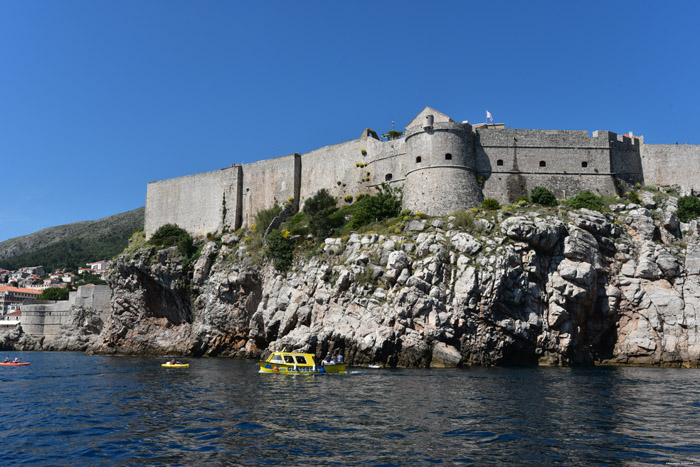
(259, 351), (345, 375)
(161, 362), (189, 368)
(0, 362), (30, 366)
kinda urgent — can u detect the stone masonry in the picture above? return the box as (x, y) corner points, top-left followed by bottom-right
(144, 106), (700, 238)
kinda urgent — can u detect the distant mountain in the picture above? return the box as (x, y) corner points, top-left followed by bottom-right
(0, 207), (144, 271)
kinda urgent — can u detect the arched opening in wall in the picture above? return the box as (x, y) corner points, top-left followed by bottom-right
(416, 156), (422, 163)
(539, 161), (546, 167)
(581, 161), (588, 168)
(385, 173), (393, 181)
(497, 159), (503, 166)
(445, 153), (452, 160)
(246, 187), (250, 192)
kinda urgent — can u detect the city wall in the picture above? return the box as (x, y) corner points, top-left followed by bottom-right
(143, 107), (700, 238)
(641, 144), (700, 192)
(145, 166), (241, 237)
(21, 285), (111, 338)
(241, 154), (299, 228)
(475, 128), (633, 202)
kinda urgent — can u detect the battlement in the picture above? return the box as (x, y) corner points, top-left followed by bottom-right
(144, 107), (700, 238)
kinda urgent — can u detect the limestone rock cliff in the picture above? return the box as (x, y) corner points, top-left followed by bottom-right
(67, 194), (699, 367)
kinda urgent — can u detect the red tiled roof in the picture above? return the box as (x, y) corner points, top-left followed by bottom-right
(0, 286), (42, 295)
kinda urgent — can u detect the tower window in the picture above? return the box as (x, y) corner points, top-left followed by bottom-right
(385, 173), (393, 181)
(539, 161), (546, 167)
(582, 161), (588, 168)
(496, 159), (504, 166)
(416, 156), (422, 163)
(445, 153), (452, 160)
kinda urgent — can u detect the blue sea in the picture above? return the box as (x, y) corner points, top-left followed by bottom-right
(0, 352), (699, 466)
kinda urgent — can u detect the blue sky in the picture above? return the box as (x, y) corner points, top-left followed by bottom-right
(1, 1), (698, 242)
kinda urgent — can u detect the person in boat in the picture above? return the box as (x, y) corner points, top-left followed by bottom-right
(3, 357), (8, 363)
(12, 358), (20, 363)
(169, 358), (177, 365)
(337, 354), (344, 364)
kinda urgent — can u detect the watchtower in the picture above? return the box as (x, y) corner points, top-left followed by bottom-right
(402, 107), (482, 215)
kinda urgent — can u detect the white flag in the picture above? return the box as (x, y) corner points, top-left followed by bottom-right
(486, 110), (493, 122)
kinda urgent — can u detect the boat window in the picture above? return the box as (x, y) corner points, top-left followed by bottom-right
(295, 356), (308, 364)
(284, 355), (294, 364)
(271, 355), (284, 363)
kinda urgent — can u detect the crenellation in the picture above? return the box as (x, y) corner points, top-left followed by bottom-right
(143, 106), (700, 238)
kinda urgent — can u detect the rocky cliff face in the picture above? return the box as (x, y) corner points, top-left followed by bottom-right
(10, 194), (700, 367)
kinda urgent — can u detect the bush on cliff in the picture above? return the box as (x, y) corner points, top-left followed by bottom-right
(266, 229), (294, 271)
(303, 189), (338, 238)
(254, 203), (283, 234)
(626, 191), (641, 204)
(530, 186), (558, 207)
(345, 184), (402, 230)
(481, 198), (500, 211)
(677, 195), (700, 222)
(566, 191), (604, 212)
(149, 223), (196, 258)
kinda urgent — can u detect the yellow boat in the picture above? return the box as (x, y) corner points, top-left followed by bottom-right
(162, 362), (189, 368)
(259, 351), (345, 374)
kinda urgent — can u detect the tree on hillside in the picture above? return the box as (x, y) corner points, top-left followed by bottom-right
(38, 287), (70, 301)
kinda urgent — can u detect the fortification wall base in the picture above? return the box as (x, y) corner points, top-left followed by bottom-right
(20, 286), (111, 338)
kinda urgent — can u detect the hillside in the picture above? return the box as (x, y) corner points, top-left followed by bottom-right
(0, 207), (144, 271)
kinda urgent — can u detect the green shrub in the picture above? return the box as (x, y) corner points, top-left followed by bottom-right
(677, 196), (700, 223)
(453, 210), (475, 230)
(567, 191), (604, 212)
(346, 184), (402, 229)
(481, 198), (500, 211)
(254, 203), (283, 234)
(38, 287), (70, 301)
(303, 189), (338, 238)
(266, 230), (294, 272)
(149, 224), (196, 257)
(530, 186), (558, 206)
(344, 194), (353, 203)
(626, 191), (641, 204)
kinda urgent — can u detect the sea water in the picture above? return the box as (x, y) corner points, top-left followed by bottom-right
(0, 352), (698, 466)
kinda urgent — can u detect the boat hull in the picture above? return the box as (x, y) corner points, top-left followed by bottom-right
(0, 362), (29, 366)
(258, 362), (345, 374)
(161, 363), (189, 368)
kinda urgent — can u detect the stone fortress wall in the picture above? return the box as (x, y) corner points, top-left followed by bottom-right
(21, 285), (111, 338)
(144, 106), (700, 238)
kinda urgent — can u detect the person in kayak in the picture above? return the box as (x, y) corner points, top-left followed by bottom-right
(12, 358), (20, 363)
(3, 357), (8, 363)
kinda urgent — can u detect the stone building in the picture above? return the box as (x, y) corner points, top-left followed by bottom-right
(144, 107), (700, 238)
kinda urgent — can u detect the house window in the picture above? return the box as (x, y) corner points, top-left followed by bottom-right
(582, 161), (588, 168)
(385, 173), (393, 181)
(539, 161), (546, 167)
(416, 156), (422, 163)
(497, 159), (503, 166)
(445, 153), (452, 160)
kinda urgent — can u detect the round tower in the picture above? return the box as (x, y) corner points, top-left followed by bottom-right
(402, 116), (482, 215)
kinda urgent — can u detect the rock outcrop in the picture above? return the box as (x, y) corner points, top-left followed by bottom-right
(6, 194), (700, 367)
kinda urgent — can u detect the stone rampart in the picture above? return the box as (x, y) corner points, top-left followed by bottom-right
(20, 286), (111, 338)
(142, 106), (700, 238)
(641, 144), (700, 192)
(145, 166), (241, 237)
(241, 154), (298, 228)
(475, 128), (627, 203)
